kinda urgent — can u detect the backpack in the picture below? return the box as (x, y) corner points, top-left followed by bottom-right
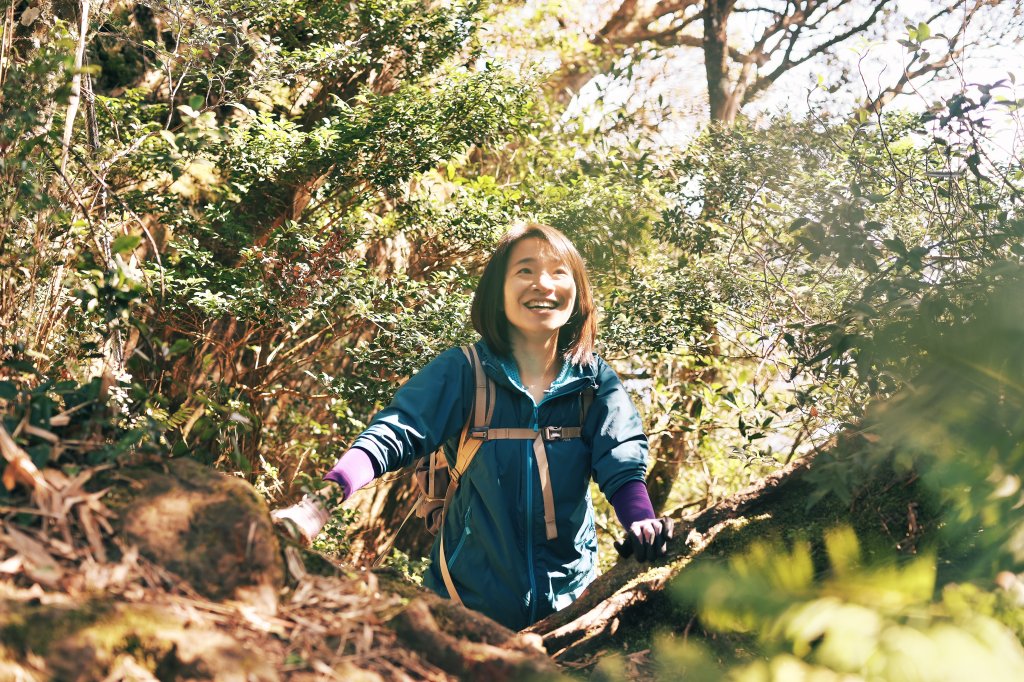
(375, 344), (594, 606)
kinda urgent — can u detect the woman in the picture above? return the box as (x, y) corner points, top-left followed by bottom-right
(275, 223), (672, 630)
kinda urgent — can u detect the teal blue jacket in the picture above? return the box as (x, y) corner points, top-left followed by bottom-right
(352, 340), (649, 629)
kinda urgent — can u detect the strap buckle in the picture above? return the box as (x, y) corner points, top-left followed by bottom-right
(543, 426), (563, 441)
(469, 427), (488, 440)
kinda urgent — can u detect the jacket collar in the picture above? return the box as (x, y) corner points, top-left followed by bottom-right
(475, 340), (597, 399)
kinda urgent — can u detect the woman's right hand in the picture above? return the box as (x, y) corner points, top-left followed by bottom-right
(271, 491), (331, 546)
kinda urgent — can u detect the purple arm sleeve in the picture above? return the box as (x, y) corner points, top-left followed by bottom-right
(609, 480), (657, 529)
(324, 448), (380, 500)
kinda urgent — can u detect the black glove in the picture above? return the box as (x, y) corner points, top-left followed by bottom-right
(614, 516), (675, 562)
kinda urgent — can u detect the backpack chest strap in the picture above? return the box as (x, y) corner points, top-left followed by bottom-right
(466, 426), (582, 542)
(470, 426), (584, 441)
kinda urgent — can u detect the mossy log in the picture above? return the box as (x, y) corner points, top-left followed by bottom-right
(0, 596), (278, 681)
(524, 443), (929, 668)
(525, 455), (816, 663)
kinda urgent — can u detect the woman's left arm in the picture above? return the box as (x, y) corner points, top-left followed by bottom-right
(587, 357), (649, 498)
(588, 358), (674, 561)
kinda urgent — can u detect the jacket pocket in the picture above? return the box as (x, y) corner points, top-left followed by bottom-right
(446, 504), (473, 568)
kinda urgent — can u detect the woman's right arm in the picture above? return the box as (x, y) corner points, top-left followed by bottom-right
(334, 346), (474, 478)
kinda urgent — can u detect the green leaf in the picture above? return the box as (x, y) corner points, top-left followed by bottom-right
(188, 95), (204, 111)
(882, 237), (908, 255)
(111, 234), (142, 255)
(168, 339), (193, 357)
(917, 22), (931, 40)
(3, 360), (38, 374)
(52, 381), (79, 394)
(24, 444), (51, 470)
(0, 381), (17, 401)
(232, 447), (252, 474)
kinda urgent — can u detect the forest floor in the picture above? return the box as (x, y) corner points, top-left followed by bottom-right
(0, 440), (924, 681)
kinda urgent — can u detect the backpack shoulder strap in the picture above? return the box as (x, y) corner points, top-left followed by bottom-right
(376, 345), (494, 574)
(440, 343), (493, 604)
(454, 344), (489, 479)
(581, 386), (594, 425)
(460, 344), (491, 432)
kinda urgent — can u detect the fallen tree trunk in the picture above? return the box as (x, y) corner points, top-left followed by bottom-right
(389, 599), (559, 681)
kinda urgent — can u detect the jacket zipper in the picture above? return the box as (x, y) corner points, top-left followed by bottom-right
(447, 505), (473, 568)
(526, 403), (540, 623)
(488, 364), (590, 625)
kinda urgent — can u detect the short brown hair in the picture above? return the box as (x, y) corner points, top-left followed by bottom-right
(471, 223), (597, 366)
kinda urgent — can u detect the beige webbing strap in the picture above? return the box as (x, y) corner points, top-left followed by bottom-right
(474, 427), (582, 441)
(485, 388), (495, 424)
(454, 346), (486, 480)
(438, 345), (489, 605)
(533, 436), (558, 540)
(428, 450), (440, 498)
(437, 479), (462, 605)
(462, 345), (487, 432)
(477, 427), (538, 440)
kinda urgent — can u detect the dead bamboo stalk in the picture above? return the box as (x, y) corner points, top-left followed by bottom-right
(0, 1), (14, 90)
(60, 0), (91, 174)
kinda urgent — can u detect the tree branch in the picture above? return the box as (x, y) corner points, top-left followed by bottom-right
(744, 0), (893, 104)
(862, 0), (994, 114)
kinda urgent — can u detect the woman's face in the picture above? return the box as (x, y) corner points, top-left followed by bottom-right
(502, 237), (577, 343)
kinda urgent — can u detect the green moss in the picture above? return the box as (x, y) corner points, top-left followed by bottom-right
(701, 473), (937, 573)
(0, 600), (181, 678)
(1, 598), (276, 679)
(112, 458), (284, 599)
(0, 599), (113, 656)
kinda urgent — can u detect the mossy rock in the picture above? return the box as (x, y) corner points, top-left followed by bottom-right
(114, 458), (284, 600)
(0, 597), (278, 681)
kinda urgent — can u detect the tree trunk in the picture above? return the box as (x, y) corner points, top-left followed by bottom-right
(704, 0), (736, 124)
(645, 429), (692, 514)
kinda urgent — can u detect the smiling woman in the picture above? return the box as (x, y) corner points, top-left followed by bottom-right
(273, 223), (674, 630)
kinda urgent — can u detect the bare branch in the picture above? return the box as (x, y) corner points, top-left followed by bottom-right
(862, 0), (995, 114)
(744, 0), (893, 104)
(597, 0), (641, 41)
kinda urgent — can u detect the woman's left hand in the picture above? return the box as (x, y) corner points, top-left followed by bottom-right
(614, 517), (675, 562)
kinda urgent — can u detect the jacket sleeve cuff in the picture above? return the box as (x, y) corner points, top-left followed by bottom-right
(609, 480), (656, 529)
(323, 447), (380, 500)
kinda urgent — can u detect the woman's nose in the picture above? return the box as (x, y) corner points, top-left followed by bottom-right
(533, 272), (555, 290)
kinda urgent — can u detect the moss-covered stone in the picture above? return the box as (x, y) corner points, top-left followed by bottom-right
(114, 458), (284, 599)
(0, 597), (278, 681)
